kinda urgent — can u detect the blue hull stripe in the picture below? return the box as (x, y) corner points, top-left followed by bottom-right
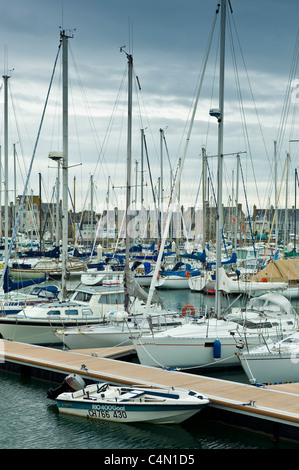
(56, 400), (205, 412)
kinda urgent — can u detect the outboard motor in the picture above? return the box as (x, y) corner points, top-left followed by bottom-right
(47, 374), (86, 400)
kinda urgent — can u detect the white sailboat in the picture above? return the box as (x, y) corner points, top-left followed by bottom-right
(237, 332), (299, 385)
(0, 31), (135, 345)
(133, 291), (299, 369)
(131, 1), (298, 370)
(45, 47), (171, 349)
(217, 266), (288, 296)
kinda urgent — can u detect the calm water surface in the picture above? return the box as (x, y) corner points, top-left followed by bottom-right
(1, 286), (299, 450)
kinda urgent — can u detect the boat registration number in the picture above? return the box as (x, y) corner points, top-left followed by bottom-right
(88, 404), (127, 420)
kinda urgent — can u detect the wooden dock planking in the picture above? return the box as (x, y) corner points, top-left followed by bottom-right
(2, 340), (299, 429)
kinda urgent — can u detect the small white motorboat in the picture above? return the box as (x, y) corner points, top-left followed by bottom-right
(48, 374), (209, 424)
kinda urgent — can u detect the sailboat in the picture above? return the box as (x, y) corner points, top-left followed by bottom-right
(131, 1), (298, 370)
(237, 330), (299, 385)
(0, 31), (136, 345)
(217, 266), (289, 296)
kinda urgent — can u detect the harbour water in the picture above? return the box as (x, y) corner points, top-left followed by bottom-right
(1, 284), (299, 450)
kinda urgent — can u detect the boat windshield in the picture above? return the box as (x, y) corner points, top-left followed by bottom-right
(72, 291), (92, 302)
(99, 293), (125, 304)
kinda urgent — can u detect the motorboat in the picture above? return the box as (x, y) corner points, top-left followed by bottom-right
(237, 331), (299, 385)
(48, 374), (209, 424)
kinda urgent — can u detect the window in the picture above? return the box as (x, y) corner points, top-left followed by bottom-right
(47, 310), (61, 316)
(73, 292), (92, 302)
(99, 293), (125, 305)
(82, 309), (93, 316)
(65, 309), (79, 316)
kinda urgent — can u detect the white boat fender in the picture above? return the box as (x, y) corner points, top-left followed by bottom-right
(213, 339), (221, 359)
(47, 374), (86, 400)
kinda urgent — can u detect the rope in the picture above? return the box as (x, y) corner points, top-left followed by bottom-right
(262, 155), (288, 264)
(174, 354), (237, 371)
(239, 160), (256, 258)
(0, 40), (62, 288)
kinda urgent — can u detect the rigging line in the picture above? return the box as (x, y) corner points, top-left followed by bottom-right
(92, 65), (127, 190)
(240, 160), (256, 258)
(229, 13), (269, 163)
(262, 154), (288, 264)
(145, 5), (220, 312)
(229, 13), (271, 168)
(227, 13), (262, 208)
(276, 27), (299, 154)
(0, 40), (62, 287)
(181, 2), (219, 158)
(69, 44), (99, 163)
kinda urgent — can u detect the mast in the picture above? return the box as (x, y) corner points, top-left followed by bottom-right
(234, 153), (240, 250)
(39, 172), (42, 250)
(90, 174), (94, 250)
(3, 73), (10, 295)
(283, 153), (290, 255)
(215, 0), (226, 316)
(122, 49), (133, 312)
(202, 147), (206, 251)
(274, 140), (278, 254)
(140, 129), (144, 205)
(61, 29), (73, 301)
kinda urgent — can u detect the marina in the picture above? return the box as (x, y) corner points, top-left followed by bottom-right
(0, 0), (299, 452)
(2, 338), (299, 444)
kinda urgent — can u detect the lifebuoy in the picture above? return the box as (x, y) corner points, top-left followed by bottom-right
(185, 270), (191, 278)
(261, 277), (268, 283)
(182, 304), (196, 316)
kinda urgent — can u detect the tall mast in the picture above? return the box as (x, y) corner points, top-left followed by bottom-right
(215, 0), (226, 316)
(122, 49), (133, 312)
(61, 29), (73, 301)
(3, 73), (10, 294)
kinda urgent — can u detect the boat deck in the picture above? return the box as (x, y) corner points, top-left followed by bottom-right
(2, 340), (299, 439)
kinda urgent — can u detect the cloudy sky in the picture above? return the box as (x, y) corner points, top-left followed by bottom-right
(0, 0), (298, 216)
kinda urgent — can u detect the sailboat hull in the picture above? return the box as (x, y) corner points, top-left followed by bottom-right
(0, 316), (106, 345)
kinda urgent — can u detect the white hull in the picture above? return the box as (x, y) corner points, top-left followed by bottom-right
(55, 313), (184, 349)
(237, 332), (299, 384)
(0, 316), (106, 345)
(57, 404), (202, 424)
(238, 351), (299, 385)
(134, 275), (153, 287)
(132, 293), (299, 370)
(156, 276), (190, 289)
(81, 272), (106, 286)
(55, 383), (209, 424)
(188, 275), (210, 292)
(132, 320), (291, 369)
(0, 283), (165, 345)
(218, 267), (294, 296)
(55, 324), (138, 348)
